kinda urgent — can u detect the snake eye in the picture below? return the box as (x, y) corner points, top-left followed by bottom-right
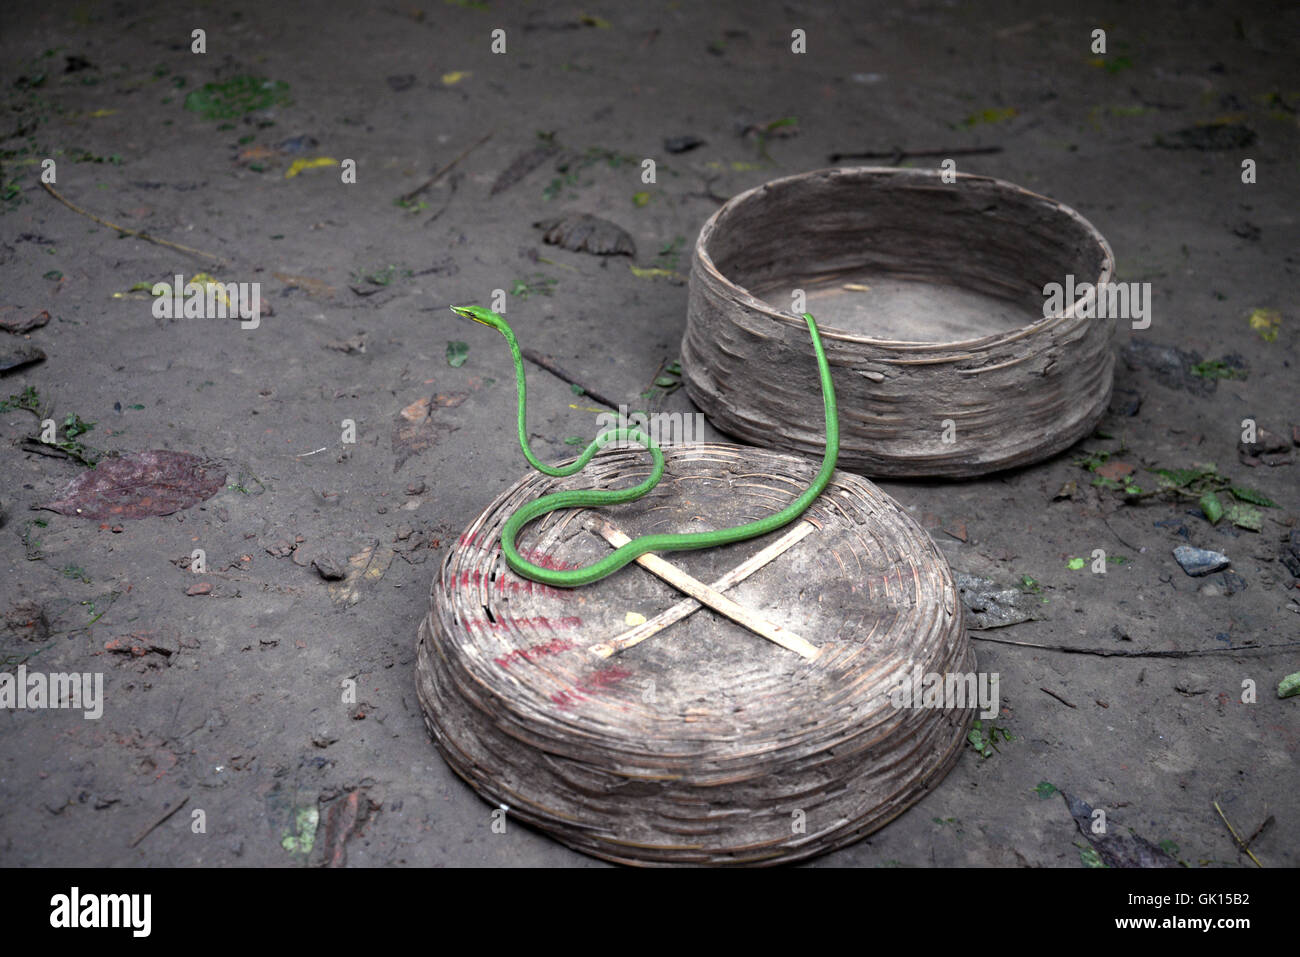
(452, 306), (497, 327)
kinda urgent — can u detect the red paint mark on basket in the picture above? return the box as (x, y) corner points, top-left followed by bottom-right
(515, 548), (582, 571)
(494, 637), (576, 669)
(456, 536), (580, 571)
(465, 615), (583, 632)
(551, 666), (632, 708)
(455, 570), (569, 600)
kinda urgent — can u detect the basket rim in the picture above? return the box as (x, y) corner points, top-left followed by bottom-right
(692, 165), (1117, 353)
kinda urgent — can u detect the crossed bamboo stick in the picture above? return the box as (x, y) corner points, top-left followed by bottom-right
(584, 520), (821, 660)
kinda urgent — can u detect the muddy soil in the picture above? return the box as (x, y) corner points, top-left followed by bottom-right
(0, 0), (1296, 867)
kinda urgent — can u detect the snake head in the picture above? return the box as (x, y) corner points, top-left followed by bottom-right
(450, 305), (502, 328)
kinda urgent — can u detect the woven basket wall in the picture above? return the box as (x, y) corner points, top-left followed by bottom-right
(682, 167), (1116, 478)
(416, 443), (974, 865)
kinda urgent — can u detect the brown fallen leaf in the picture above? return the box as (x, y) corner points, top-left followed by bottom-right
(273, 271), (336, 301)
(400, 397), (431, 421)
(1063, 792), (1178, 868)
(0, 309), (51, 334)
(1054, 480), (1079, 501)
(392, 397), (453, 471)
(534, 213), (635, 256)
(235, 144), (279, 165)
(327, 541), (395, 605)
(1095, 460), (1135, 481)
(321, 789), (378, 868)
(105, 631), (176, 657)
(37, 450), (226, 520)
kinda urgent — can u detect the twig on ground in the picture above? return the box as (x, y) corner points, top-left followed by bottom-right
(399, 131), (492, 205)
(1244, 814), (1274, 849)
(1213, 800), (1263, 867)
(41, 182), (223, 263)
(1040, 686), (1077, 709)
(128, 795), (190, 848)
(520, 348), (621, 411)
(1102, 515), (1143, 552)
(971, 635), (1297, 658)
(827, 145), (1003, 164)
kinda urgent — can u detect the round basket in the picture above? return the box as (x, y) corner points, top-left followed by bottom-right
(415, 443), (974, 865)
(682, 167), (1116, 478)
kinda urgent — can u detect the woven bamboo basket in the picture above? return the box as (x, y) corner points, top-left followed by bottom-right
(415, 443), (974, 865)
(682, 167), (1116, 478)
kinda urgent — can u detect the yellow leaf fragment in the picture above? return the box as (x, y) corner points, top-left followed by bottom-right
(284, 157), (338, 178)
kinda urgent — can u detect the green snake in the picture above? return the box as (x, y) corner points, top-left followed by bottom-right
(450, 305), (839, 587)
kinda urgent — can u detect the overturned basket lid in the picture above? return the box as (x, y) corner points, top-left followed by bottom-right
(416, 443), (974, 865)
(683, 167), (1117, 478)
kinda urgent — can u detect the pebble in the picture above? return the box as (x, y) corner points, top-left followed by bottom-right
(312, 555), (346, 581)
(1175, 673), (1211, 696)
(1173, 545), (1229, 577)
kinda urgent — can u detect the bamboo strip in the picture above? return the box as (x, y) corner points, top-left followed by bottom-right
(589, 521), (816, 658)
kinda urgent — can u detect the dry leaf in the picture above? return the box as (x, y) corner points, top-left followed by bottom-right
(38, 450), (226, 520)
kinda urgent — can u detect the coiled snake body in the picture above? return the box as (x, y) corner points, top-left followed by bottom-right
(450, 305), (839, 587)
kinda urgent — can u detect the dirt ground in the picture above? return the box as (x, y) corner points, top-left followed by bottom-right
(1, 0), (1296, 868)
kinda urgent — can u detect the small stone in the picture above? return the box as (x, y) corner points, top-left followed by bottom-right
(663, 134), (706, 154)
(1281, 550), (1300, 578)
(312, 555), (346, 581)
(1279, 533), (1300, 578)
(396, 525), (413, 541)
(0, 309), (51, 334)
(324, 336), (365, 354)
(406, 481), (427, 496)
(1239, 427), (1290, 458)
(1175, 673), (1210, 695)
(266, 540), (295, 558)
(1173, 545), (1229, 577)
(186, 583), (213, 596)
